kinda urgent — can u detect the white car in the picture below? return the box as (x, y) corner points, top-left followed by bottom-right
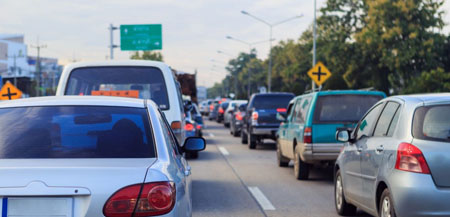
(55, 60), (186, 144)
(0, 96), (204, 217)
(223, 100), (248, 127)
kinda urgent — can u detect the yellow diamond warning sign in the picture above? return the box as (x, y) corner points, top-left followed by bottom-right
(307, 62), (332, 86)
(0, 81), (22, 100)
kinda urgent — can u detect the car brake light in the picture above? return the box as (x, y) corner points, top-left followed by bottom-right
(235, 112), (243, 121)
(395, 143), (430, 174)
(103, 182), (176, 217)
(252, 111), (259, 120)
(196, 125), (202, 130)
(219, 107), (224, 114)
(304, 127), (312, 143)
(209, 105), (214, 110)
(276, 108), (287, 113)
(185, 123), (194, 131)
(170, 121), (181, 131)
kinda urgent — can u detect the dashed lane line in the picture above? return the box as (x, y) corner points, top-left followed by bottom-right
(208, 132), (215, 138)
(248, 187), (276, 211)
(218, 146), (230, 156)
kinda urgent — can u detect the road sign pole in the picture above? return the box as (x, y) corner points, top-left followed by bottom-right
(312, 0), (317, 91)
(109, 24), (118, 60)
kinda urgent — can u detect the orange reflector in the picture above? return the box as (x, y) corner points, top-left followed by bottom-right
(91, 90), (139, 98)
(171, 121), (181, 130)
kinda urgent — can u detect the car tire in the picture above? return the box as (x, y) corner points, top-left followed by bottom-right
(379, 188), (397, 217)
(232, 128), (240, 137)
(241, 130), (248, 144)
(277, 140), (289, 167)
(248, 133), (257, 149)
(335, 170), (357, 216)
(294, 152), (310, 180)
(224, 122), (230, 128)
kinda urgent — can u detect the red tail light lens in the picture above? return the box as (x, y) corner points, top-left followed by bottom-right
(219, 107), (224, 114)
(209, 105), (214, 110)
(303, 127), (312, 143)
(184, 123), (194, 131)
(104, 182), (176, 217)
(235, 112), (243, 121)
(252, 111), (259, 120)
(276, 108), (287, 113)
(395, 143), (430, 174)
(196, 125), (202, 130)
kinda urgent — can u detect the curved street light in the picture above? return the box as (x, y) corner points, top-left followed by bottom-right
(241, 11), (303, 92)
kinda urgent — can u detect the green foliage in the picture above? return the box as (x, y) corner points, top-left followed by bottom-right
(404, 68), (450, 93)
(130, 51), (164, 61)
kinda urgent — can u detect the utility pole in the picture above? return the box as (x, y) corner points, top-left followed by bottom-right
(109, 24), (118, 60)
(6, 52), (25, 87)
(312, 0), (317, 91)
(31, 39), (47, 97)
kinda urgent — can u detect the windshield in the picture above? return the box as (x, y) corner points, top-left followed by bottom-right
(0, 106), (155, 158)
(65, 66), (170, 110)
(313, 95), (382, 123)
(413, 105), (450, 142)
(253, 95), (294, 109)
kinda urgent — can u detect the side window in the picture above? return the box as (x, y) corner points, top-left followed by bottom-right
(286, 103), (295, 120)
(294, 97), (311, 124)
(374, 102), (400, 137)
(290, 101), (299, 121)
(356, 103), (383, 140)
(158, 110), (181, 156)
(387, 106), (401, 136)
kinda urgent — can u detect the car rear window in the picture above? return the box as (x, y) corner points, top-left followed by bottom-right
(314, 94), (382, 123)
(413, 105), (450, 142)
(252, 95), (294, 109)
(65, 66), (170, 110)
(0, 106), (155, 158)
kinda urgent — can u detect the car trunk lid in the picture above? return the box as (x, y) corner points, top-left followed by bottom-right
(412, 139), (450, 187)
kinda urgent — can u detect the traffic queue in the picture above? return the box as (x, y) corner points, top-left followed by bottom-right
(201, 90), (450, 217)
(0, 60), (205, 217)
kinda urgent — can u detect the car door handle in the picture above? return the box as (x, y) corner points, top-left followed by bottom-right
(184, 165), (192, 176)
(376, 145), (384, 152)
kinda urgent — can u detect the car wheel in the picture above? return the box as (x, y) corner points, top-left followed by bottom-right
(248, 133), (257, 149)
(294, 152), (310, 180)
(335, 170), (357, 216)
(379, 188), (397, 217)
(241, 130), (248, 144)
(277, 140), (289, 167)
(224, 122), (230, 128)
(232, 128), (240, 137)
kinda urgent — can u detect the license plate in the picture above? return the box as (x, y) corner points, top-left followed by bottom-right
(1, 197), (73, 217)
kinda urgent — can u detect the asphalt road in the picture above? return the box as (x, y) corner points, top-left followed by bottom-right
(189, 120), (371, 217)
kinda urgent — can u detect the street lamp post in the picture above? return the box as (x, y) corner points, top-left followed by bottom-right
(241, 11), (303, 93)
(226, 36), (274, 99)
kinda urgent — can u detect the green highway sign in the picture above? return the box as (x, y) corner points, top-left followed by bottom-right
(120, 24), (162, 51)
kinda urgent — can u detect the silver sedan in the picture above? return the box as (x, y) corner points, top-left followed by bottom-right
(0, 96), (204, 217)
(335, 94), (450, 217)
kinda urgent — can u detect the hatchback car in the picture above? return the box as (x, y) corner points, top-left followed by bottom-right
(276, 90), (385, 180)
(335, 94), (450, 217)
(0, 96), (205, 217)
(55, 60), (186, 144)
(230, 103), (248, 137)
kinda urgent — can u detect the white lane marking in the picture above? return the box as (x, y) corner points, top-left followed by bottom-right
(208, 133), (215, 138)
(248, 186), (276, 211)
(218, 146), (230, 156)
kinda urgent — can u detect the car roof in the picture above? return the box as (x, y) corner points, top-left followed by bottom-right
(390, 93), (450, 105)
(316, 90), (386, 96)
(252, 92), (294, 97)
(0, 96), (146, 108)
(62, 60), (170, 70)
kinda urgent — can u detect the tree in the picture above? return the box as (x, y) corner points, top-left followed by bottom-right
(405, 68), (450, 93)
(130, 51), (164, 61)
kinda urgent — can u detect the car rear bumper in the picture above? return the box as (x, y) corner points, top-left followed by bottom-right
(299, 143), (342, 163)
(251, 127), (279, 136)
(389, 170), (450, 217)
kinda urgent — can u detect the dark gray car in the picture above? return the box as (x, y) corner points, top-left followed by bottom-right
(335, 94), (450, 217)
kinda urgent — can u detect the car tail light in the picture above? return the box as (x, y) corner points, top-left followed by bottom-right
(395, 143), (430, 174)
(303, 127), (312, 143)
(103, 182), (175, 217)
(219, 107), (224, 114)
(276, 108), (287, 113)
(184, 123), (194, 131)
(235, 112), (243, 121)
(252, 111), (259, 120)
(209, 105), (214, 111)
(170, 121), (181, 131)
(196, 125), (202, 130)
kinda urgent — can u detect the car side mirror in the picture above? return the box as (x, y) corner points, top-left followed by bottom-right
(276, 112), (286, 122)
(183, 137), (206, 152)
(336, 130), (350, 142)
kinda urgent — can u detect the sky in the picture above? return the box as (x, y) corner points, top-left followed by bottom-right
(1, 0), (449, 87)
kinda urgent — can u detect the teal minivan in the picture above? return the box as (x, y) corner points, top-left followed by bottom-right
(276, 90), (386, 180)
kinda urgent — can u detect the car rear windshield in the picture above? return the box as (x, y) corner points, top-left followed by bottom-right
(0, 106), (155, 159)
(65, 66), (170, 110)
(313, 94), (382, 123)
(253, 95), (293, 109)
(413, 105), (450, 142)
